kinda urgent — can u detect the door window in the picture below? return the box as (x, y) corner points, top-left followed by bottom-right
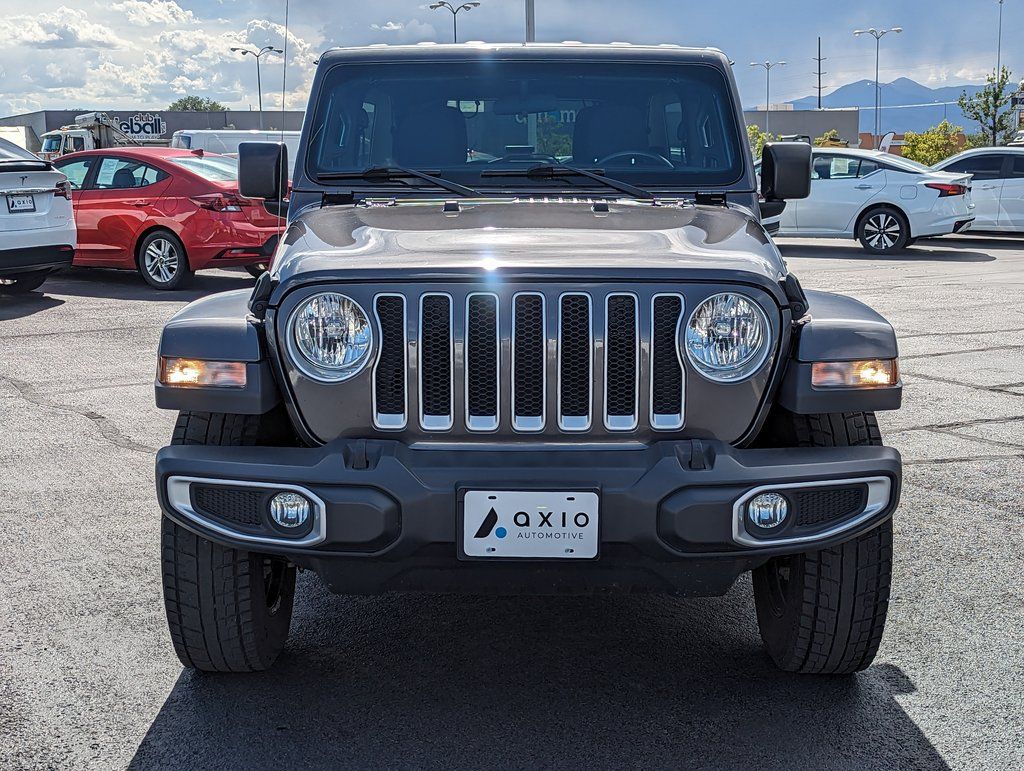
(1011, 156), (1024, 178)
(857, 159), (881, 177)
(92, 157), (167, 189)
(812, 155), (860, 180)
(55, 157), (97, 189)
(944, 155), (1005, 179)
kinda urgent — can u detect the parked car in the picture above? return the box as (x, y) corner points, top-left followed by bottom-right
(153, 43), (905, 676)
(932, 147), (1024, 233)
(770, 147), (974, 253)
(0, 137), (75, 295)
(53, 148), (282, 289)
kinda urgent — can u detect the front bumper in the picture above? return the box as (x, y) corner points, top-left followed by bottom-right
(156, 439), (901, 596)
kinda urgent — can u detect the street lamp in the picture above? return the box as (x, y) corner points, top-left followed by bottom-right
(749, 61), (786, 135)
(429, 2), (480, 43)
(996, 0), (1005, 76)
(230, 45), (283, 130)
(853, 27), (902, 148)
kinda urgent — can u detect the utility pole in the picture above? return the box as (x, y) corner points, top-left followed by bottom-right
(813, 36), (827, 110)
(525, 0), (535, 42)
(750, 61), (786, 135)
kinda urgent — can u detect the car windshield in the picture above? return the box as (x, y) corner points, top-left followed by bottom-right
(307, 60), (745, 192)
(167, 154), (239, 182)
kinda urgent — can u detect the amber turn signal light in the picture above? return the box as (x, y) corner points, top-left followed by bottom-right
(159, 357), (247, 388)
(811, 359), (899, 388)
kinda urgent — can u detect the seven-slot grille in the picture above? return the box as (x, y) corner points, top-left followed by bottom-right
(372, 289), (686, 434)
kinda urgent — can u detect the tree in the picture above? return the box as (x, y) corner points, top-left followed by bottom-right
(167, 96), (227, 112)
(901, 120), (964, 166)
(958, 66), (1015, 146)
(813, 128), (844, 147)
(746, 124), (776, 158)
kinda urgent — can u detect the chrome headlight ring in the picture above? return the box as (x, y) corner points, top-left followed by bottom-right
(683, 292), (772, 383)
(286, 292), (374, 383)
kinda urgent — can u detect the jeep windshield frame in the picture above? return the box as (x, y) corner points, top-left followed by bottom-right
(303, 57), (748, 197)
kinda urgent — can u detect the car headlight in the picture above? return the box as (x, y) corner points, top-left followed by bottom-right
(684, 293), (771, 382)
(288, 292), (372, 382)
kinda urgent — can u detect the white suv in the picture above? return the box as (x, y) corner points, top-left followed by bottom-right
(0, 138), (76, 295)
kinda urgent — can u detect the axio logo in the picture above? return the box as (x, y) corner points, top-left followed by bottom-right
(472, 508), (507, 539)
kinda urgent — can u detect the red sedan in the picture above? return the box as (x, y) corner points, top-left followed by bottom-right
(54, 148), (282, 289)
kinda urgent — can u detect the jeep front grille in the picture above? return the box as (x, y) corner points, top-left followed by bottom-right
(372, 287), (687, 435)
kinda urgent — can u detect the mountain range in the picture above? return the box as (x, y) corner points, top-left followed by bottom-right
(783, 77), (987, 135)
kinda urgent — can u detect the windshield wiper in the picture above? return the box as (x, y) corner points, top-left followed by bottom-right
(316, 165), (480, 197)
(480, 162), (657, 201)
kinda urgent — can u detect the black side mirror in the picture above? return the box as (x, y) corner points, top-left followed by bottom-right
(239, 142), (288, 201)
(761, 141), (812, 201)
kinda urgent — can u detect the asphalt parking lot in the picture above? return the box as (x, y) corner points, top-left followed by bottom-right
(1, 235), (1022, 770)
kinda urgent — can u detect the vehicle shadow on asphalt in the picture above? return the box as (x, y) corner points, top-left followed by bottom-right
(0, 292), (64, 321)
(128, 575), (949, 769)
(41, 267), (254, 302)
(777, 242), (996, 263)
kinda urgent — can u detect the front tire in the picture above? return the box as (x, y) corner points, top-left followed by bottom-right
(857, 206), (910, 253)
(162, 411), (296, 672)
(138, 230), (192, 290)
(752, 411), (893, 674)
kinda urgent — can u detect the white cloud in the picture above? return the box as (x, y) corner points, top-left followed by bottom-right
(371, 21), (405, 32)
(110, 0), (196, 27)
(369, 17), (436, 43)
(0, 6), (126, 49)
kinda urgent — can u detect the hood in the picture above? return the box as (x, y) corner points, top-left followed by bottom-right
(271, 199), (788, 289)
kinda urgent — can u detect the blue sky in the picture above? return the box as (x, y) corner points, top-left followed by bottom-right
(0, 0), (1017, 115)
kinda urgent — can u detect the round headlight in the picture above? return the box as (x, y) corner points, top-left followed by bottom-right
(685, 293), (770, 382)
(289, 292), (372, 382)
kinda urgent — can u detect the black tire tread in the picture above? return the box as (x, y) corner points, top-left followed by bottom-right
(162, 410), (294, 672)
(754, 410), (893, 675)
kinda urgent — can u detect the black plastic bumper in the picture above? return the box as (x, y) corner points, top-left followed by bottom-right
(0, 244), (74, 277)
(155, 439), (901, 596)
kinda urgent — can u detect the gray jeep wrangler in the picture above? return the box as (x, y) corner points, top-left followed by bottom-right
(154, 44), (903, 674)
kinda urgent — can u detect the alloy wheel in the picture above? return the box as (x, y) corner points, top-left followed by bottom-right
(863, 213), (902, 251)
(144, 238), (179, 284)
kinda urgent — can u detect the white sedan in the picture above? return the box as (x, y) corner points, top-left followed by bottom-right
(932, 147), (1024, 233)
(0, 138), (76, 294)
(771, 148), (974, 253)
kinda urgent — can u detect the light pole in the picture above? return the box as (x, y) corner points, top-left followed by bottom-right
(429, 2), (480, 43)
(853, 27), (902, 148)
(996, 0), (1005, 76)
(230, 45), (283, 130)
(749, 61), (786, 135)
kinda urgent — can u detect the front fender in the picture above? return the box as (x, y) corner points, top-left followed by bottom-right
(778, 289), (902, 414)
(154, 289), (281, 414)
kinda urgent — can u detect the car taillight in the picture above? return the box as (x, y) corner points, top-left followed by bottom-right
(190, 192), (249, 212)
(925, 182), (967, 197)
(54, 180), (72, 199)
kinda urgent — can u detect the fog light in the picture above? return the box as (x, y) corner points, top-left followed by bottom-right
(747, 492), (788, 529)
(269, 492), (311, 528)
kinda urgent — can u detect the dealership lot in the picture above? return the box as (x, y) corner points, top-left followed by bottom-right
(1, 236), (1022, 769)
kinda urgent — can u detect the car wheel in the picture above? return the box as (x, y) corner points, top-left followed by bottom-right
(0, 270), (49, 295)
(138, 230), (193, 290)
(162, 410), (297, 672)
(752, 411), (893, 674)
(857, 207), (910, 253)
(245, 263), (270, 279)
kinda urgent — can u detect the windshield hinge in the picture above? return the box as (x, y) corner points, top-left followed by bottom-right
(695, 191), (727, 206)
(442, 200), (461, 214)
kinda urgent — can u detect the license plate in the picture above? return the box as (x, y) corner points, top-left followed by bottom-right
(462, 490), (599, 559)
(6, 195), (35, 213)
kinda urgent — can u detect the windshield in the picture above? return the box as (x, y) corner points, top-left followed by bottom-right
(168, 154), (238, 182)
(41, 135), (62, 153)
(307, 61), (745, 192)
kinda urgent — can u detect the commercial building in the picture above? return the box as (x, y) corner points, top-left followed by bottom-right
(743, 107), (860, 146)
(0, 110), (305, 152)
